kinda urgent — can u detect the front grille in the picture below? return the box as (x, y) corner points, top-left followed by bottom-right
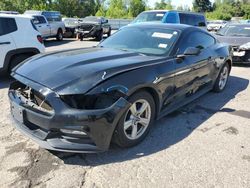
(79, 24), (94, 31)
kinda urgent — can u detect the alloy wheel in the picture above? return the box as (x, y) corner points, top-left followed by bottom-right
(219, 65), (229, 90)
(123, 99), (151, 140)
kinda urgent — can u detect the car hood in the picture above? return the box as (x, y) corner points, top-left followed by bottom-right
(13, 47), (163, 95)
(79, 21), (99, 25)
(216, 35), (250, 46)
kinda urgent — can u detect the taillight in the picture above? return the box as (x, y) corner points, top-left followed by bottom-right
(37, 35), (43, 44)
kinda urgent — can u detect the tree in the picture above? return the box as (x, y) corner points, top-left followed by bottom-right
(193, 0), (212, 12)
(106, 0), (127, 18)
(54, 0), (96, 17)
(95, 4), (106, 16)
(154, 0), (172, 10)
(128, 0), (146, 17)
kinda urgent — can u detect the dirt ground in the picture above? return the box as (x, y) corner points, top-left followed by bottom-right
(0, 39), (249, 188)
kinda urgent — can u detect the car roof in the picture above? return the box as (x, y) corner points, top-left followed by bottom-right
(127, 22), (193, 31)
(0, 13), (32, 19)
(142, 10), (204, 15)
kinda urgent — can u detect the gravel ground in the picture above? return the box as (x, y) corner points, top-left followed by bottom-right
(0, 39), (250, 188)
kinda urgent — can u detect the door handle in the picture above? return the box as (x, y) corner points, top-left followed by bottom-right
(38, 25), (42, 27)
(0, 42), (11, 45)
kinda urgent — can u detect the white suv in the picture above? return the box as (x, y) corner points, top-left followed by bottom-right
(0, 14), (45, 75)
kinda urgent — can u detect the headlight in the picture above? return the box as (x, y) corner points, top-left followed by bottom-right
(60, 90), (126, 110)
(239, 42), (250, 50)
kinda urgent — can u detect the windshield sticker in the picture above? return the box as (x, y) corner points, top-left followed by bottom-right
(152, 32), (173, 39)
(156, 14), (164, 17)
(158, 43), (168, 48)
(173, 31), (178, 35)
(244, 27), (250, 30)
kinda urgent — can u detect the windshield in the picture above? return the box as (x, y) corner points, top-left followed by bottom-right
(82, 16), (100, 22)
(99, 26), (179, 56)
(217, 25), (250, 37)
(132, 12), (167, 24)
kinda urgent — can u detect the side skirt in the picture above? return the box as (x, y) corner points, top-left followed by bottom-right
(157, 86), (213, 120)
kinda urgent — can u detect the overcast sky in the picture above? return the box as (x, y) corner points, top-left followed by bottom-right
(148, 0), (215, 8)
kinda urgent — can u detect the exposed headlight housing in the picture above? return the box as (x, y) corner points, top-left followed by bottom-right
(239, 42), (250, 50)
(60, 90), (126, 110)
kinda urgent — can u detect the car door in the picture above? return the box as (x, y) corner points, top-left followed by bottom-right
(33, 16), (50, 37)
(0, 17), (17, 69)
(173, 31), (216, 103)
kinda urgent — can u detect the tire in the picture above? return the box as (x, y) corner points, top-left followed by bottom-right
(96, 30), (103, 41)
(113, 91), (156, 148)
(107, 28), (111, 37)
(213, 63), (230, 92)
(9, 54), (31, 73)
(56, 29), (63, 41)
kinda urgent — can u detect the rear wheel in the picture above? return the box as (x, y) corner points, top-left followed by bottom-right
(213, 63), (230, 92)
(113, 91), (155, 148)
(56, 29), (63, 41)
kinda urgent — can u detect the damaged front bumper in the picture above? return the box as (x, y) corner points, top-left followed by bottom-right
(8, 74), (130, 153)
(232, 48), (250, 64)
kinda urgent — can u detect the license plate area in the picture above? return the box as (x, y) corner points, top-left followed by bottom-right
(11, 102), (24, 123)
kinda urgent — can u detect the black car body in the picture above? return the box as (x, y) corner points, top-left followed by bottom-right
(215, 24), (250, 64)
(75, 16), (111, 41)
(9, 24), (232, 153)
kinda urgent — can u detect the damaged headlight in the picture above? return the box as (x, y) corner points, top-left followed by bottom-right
(60, 90), (126, 110)
(239, 42), (250, 50)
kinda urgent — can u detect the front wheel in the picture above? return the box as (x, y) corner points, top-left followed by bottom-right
(56, 29), (63, 41)
(96, 30), (103, 41)
(213, 63), (230, 92)
(107, 28), (111, 37)
(113, 91), (156, 148)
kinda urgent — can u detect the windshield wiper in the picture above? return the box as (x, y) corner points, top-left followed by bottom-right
(216, 33), (224, 36)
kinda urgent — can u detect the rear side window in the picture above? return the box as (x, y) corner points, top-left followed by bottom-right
(0, 17), (17, 36)
(179, 31), (215, 54)
(179, 13), (206, 27)
(33, 16), (47, 24)
(164, 12), (178, 23)
(42, 11), (62, 22)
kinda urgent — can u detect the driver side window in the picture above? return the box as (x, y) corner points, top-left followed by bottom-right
(178, 31), (215, 54)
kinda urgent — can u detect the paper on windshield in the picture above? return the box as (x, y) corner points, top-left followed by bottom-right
(152, 32), (173, 39)
(158, 43), (168, 48)
(244, 27), (250, 30)
(156, 14), (164, 17)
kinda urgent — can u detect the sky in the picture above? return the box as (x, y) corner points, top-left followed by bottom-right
(147, 0), (215, 9)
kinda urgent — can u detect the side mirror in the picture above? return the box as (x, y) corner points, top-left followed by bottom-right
(184, 47), (201, 56)
(102, 19), (108, 24)
(176, 47), (201, 60)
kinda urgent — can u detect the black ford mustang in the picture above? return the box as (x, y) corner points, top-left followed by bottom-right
(9, 23), (232, 153)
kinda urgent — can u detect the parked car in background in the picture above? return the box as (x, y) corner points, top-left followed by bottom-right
(131, 10), (207, 29)
(0, 14), (44, 75)
(24, 10), (66, 41)
(0, 11), (19, 15)
(207, 20), (227, 32)
(215, 24), (250, 64)
(62, 18), (82, 38)
(8, 23), (232, 153)
(75, 16), (111, 41)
